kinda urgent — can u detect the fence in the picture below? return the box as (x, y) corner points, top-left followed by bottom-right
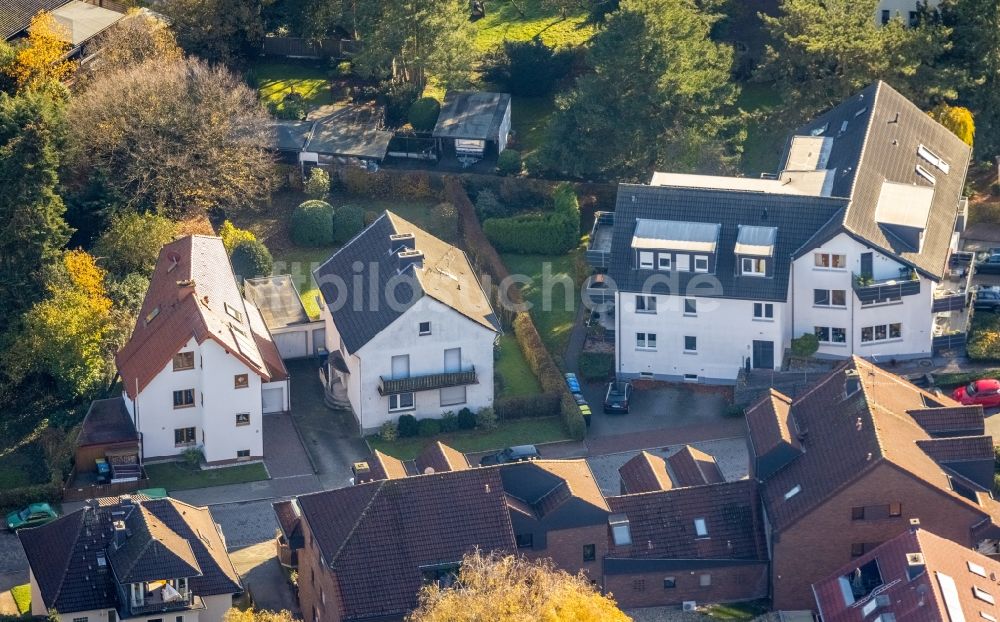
(262, 37), (360, 60)
(62, 468), (148, 502)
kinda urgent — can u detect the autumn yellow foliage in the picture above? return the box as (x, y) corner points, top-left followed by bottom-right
(929, 104), (975, 146)
(9, 12), (76, 90)
(408, 550), (632, 622)
(218, 220), (257, 253)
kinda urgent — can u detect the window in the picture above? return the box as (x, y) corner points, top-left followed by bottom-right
(389, 392), (415, 412)
(974, 587), (996, 605)
(683, 373), (699, 382)
(145, 307), (160, 325)
(684, 336), (697, 353)
(969, 561), (988, 578)
(173, 389), (195, 408)
(658, 254), (671, 271)
(636, 295), (657, 313)
(583, 544), (596, 562)
(610, 516), (632, 546)
(741, 257), (766, 275)
(693, 255), (709, 273)
(639, 251), (654, 269)
(881, 9), (890, 24)
(236, 413), (250, 426)
(419, 321), (431, 335)
(814, 289), (846, 306)
(851, 506), (865, 520)
(224, 301), (243, 321)
(234, 374), (249, 389)
(889, 502), (902, 517)
(174, 427), (196, 446)
(699, 574), (712, 587)
(663, 577), (676, 589)
(177, 616), (184, 622)
(516, 533), (533, 548)
(684, 298), (696, 315)
(676, 254), (691, 272)
(72, 617), (88, 622)
(908, 10), (918, 26)
(753, 303), (774, 319)
(815, 326), (846, 344)
(784, 485), (801, 500)
(814, 253), (847, 269)
(981, 613), (996, 622)
(237, 449), (251, 458)
(173, 352), (194, 371)
(694, 518), (708, 537)
(861, 323), (902, 343)
(815, 326), (830, 343)
(832, 328), (847, 343)
(636, 333), (657, 350)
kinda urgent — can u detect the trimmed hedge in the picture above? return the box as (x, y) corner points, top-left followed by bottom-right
(230, 239), (274, 280)
(290, 200), (334, 246)
(397, 414), (419, 437)
(497, 149), (522, 176)
(418, 418), (441, 437)
(495, 392), (560, 420)
(482, 182), (580, 255)
(0, 481), (61, 514)
(409, 97), (441, 132)
(333, 204), (365, 244)
(968, 313), (1000, 361)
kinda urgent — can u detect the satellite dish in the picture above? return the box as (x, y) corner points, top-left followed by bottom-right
(423, 467), (435, 474)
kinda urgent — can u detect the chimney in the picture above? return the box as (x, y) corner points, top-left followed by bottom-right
(119, 494), (133, 505)
(112, 520), (128, 550)
(906, 552), (926, 580)
(398, 249), (424, 272)
(390, 232), (416, 253)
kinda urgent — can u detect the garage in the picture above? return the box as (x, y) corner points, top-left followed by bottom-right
(263, 387), (285, 414)
(245, 275), (323, 360)
(274, 331), (308, 359)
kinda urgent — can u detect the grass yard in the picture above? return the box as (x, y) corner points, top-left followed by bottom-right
(736, 82), (785, 178)
(144, 461), (268, 492)
(252, 61), (333, 109)
(510, 96), (556, 159)
(272, 245), (337, 320)
(11, 584), (30, 615)
(368, 416), (567, 461)
(495, 334), (543, 397)
(501, 252), (578, 356)
(473, 0), (595, 52)
(701, 600), (771, 621)
(0, 442), (49, 490)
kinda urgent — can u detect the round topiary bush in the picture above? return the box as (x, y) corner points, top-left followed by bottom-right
(304, 167), (330, 199)
(457, 407), (476, 430)
(290, 200), (334, 247)
(791, 332), (820, 357)
(230, 239), (273, 280)
(408, 97), (441, 132)
(333, 204), (365, 244)
(497, 149), (522, 176)
(417, 418), (441, 437)
(397, 413), (419, 437)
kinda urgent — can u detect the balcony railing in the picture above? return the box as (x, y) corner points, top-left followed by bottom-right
(852, 273), (920, 304)
(378, 368), (478, 395)
(127, 593), (200, 616)
(586, 212), (614, 269)
(932, 292), (967, 313)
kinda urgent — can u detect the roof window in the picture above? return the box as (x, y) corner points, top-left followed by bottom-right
(694, 518), (708, 537)
(969, 561), (988, 578)
(144, 307), (160, 325)
(915, 164), (937, 185)
(982, 612), (997, 622)
(918, 144), (950, 174)
(975, 587), (996, 605)
(784, 485), (802, 500)
(609, 514), (632, 546)
(938, 573), (965, 622)
(854, 107), (868, 117)
(225, 301), (243, 321)
(810, 123), (829, 137)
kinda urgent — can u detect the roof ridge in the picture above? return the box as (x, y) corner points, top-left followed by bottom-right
(328, 481), (385, 567)
(48, 509), (88, 606)
(843, 81), (883, 218)
(313, 211), (389, 277)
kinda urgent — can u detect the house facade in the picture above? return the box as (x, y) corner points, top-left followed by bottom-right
(314, 212), (500, 434)
(877, 0), (940, 26)
(18, 495), (242, 622)
(116, 235), (289, 465)
(591, 81), (971, 384)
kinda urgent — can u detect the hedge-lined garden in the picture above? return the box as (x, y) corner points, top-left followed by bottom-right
(482, 182), (580, 254)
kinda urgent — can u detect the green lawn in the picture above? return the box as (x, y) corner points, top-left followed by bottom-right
(144, 462), (268, 492)
(501, 252), (578, 357)
(252, 61), (333, 109)
(11, 584), (30, 615)
(511, 96), (556, 159)
(736, 82), (786, 178)
(701, 600), (771, 621)
(473, 0), (595, 52)
(368, 416), (567, 461)
(496, 334), (542, 397)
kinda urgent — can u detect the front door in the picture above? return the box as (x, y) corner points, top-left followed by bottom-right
(752, 340), (774, 369)
(860, 252), (874, 279)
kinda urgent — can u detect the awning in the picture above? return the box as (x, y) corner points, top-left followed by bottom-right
(631, 219), (720, 252)
(735, 225), (778, 257)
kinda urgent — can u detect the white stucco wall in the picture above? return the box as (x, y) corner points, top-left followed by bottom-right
(876, 0), (939, 23)
(616, 291), (788, 383)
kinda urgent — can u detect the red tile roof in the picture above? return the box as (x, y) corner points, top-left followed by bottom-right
(116, 236), (287, 398)
(907, 405), (986, 436)
(619, 451), (673, 494)
(415, 441), (469, 475)
(745, 388), (800, 456)
(916, 436), (995, 464)
(666, 445), (724, 487)
(813, 528), (1000, 622)
(356, 450), (407, 483)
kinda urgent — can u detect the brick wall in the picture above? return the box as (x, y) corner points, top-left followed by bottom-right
(772, 461), (987, 610)
(606, 563), (769, 609)
(297, 519), (346, 622)
(524, 525), (609, 579)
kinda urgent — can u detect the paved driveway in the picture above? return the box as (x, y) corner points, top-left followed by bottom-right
(581, 382), (730, 437)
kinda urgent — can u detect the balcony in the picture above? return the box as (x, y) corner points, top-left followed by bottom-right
(378, 368), (478, 395)
(586, 212), (614, 269)
(126, 593), (201, 617)
(852, 272), (920, 304)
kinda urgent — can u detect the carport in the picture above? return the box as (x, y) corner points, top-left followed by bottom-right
(245, 275), (326, 360)
(432, 91), (512, 164)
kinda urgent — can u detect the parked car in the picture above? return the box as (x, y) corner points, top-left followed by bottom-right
(479, 445), (540, 466)
(6, 503), (58, 531)
(952, 379), (1000, 408)
(975, 287), (1000, 312)
(603, 381), (633, 414)
(976, 254), (1000, 275)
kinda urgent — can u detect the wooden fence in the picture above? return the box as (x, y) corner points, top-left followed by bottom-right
(262, 37), (360, 60)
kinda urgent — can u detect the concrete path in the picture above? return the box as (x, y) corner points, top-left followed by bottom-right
(230, 541), (300, 615)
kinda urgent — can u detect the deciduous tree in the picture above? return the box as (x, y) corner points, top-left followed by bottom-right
(929, 103), (975, 146)
(157, 0), (268, 63)
(93, 211), (177, 277)
(7, 12), (76, 90)
(408, 550), (631, 622)
(80, 10), (181, 79)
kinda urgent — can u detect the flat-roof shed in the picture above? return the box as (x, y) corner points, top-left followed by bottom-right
(267, 120), (314, 163)
(304, 105), (393, 162)
(432, 91), (512, 159)
(244, 275), (324, 360)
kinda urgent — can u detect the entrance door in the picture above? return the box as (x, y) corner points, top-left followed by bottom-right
(752, 340), (774, 369)
(860, 252), (873, 279)
(444, 348), (461, 372)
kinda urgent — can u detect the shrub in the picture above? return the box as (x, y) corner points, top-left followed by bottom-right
(475, 189), (510, 221)
(290, 200), (334, 247)
(304, 167), (330, 199)
(418, 418), (441, 437)
(333, 60), (352, 77)
(218, 220), (256, 253)
(363, 210), (380, 226)
(578, 353), (613, 382)
(494, 392), (560, 420)
(497, 149), (522, 176)
(379, 420), (398, 442)
(381, 80), (422, 127)
(968, 314), (1000, 361)
(481, 40), (573, 96)
(457, 407), (476, 430)
(408, 97), (441, 132)
(333, 204), (365, 244)
(397, 413), (419, 437)
(724, 404), (746, 418)
(476, 407), (498, 431)
(341, 167), (391, 197)
(439, 410), (459, 433)
(482, 182), (579, 254)
(390, 171), (435, 199)
(182, 447), (203, 467)
(790, 333), (820, 357)
(230, 239), (273, 280)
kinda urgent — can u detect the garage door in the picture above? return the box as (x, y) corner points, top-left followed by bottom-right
(274, 331), (308, 359)
(262, 387), (285, 414)
(312, 327), (326, 354)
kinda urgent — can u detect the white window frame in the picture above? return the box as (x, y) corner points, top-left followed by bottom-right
(657, 254), (671, 271)
(860, 323), (902, 343)
(635, 295), (657, 314)
(639, 251), (654, 269)
(418, 321), (431, 336)
(814, 253), (847, 270)
(694, 518), (708, 537)
(741, 257), (766, 276)
(636, 332), (657, 350)
(683, 298), (696, 316)
(693, 255), (709, 273)
(753, 302), (774, 320)
(684, 335), (697, 353)
(676, 254), (691, 272)
(389, 392), (415, 412)
(236, 412), (250, 426)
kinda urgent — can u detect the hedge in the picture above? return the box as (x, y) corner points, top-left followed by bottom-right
(495, 392), (560, 420)
(578, 352), (614, 382)
(409, 97), (441, 132)
(230, 239), (274, 280)
(481, 182), (580, 255)
(968, 313), (1000, 361)
(497, 149), (522, 176)
(333, 204), (365, 244)
(290, 200), (334, 246)
(0, 481), (61, 513)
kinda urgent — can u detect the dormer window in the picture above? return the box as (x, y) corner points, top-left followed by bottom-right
(658, 255), (671, 271)
(693, 256), (709, 273)
(741, 257), (766, 276)
(609, 514), (632, 546)
(631, 219), (719, 273)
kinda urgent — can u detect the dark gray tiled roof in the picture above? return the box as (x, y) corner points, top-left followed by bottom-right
(77, 396), (139, 446)
(787, 81), (972, 279)
(108, 504), (202, 584)
(432, 91), (511, 141)
(0, 0), (66, 39)
(608, 185), (846, 301)
(313, 212), (499, 353)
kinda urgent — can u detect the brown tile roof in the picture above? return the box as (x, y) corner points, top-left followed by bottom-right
(666, 445), (724, 487)
(606, 480), (767, 562)
(415, 441), (469, 475)
(18, 497), (240, 614)
(296, 468), (515, 620)
(916, 436), (995, 464)
(756, 357), (1000, 533)
(746, 389), (799, 455)
(272, 499), (302, 542)
(908, 405), (985, 436)
(116, 235), (287, 398)
(77, 397), (138, 447)
(813, 528), (1000, 622)
(619, 451), (673, 494)
(356, 450), (407, 483)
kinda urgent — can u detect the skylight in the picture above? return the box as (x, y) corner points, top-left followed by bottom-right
(969, 561), (988, 578)
(225, 301), (243, 321)
(937, 573), (967, 622)
(609, 514), (632, 546)
(784, 485), (802, 500)
(918, 144), (950, 174)
(915, 164), (937, 185)
(974, 587), (996, 605)
(839, 559), (883, 606)
(982, 612), (997, 622)
(144, 307), (160, 325)
(694, 518), (708, 537)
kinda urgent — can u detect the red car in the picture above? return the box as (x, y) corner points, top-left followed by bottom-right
(952, 379), (1000, 407)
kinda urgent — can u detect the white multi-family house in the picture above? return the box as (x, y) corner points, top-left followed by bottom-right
(314, 211), (501, 434)
(115, 235), (289, 464)
(876, 0), (939, 26)
(589, 81), (971, 384)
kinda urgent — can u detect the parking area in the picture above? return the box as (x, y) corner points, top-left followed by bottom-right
(581, 382), (731, 437)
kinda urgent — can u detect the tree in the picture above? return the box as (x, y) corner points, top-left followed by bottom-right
(80, 10), (181, 79)
(5, 12), (76, 90)
(761, 0), (961, 118)
(482, 40), (574, 97)
(408, 550), (631, 622)
(304, 167), (330, 199)
(219, 220), (257, 253)
(929, 103), (975, 146)
(157, 0), (267, 63)
(230, 238), (274, 280)
(67, 58), (275, 215)
(223, 609), (297, 622)
(94, 211), (177, 277)
(0, 89), (70, 330)
(541, 0), (738, 180)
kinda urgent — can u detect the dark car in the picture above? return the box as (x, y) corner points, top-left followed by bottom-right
(479, 445), (540, 466)
(603, 381), (633, 414)
(976, 254), (1000, 275)
(975, 287), (1000, 312)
